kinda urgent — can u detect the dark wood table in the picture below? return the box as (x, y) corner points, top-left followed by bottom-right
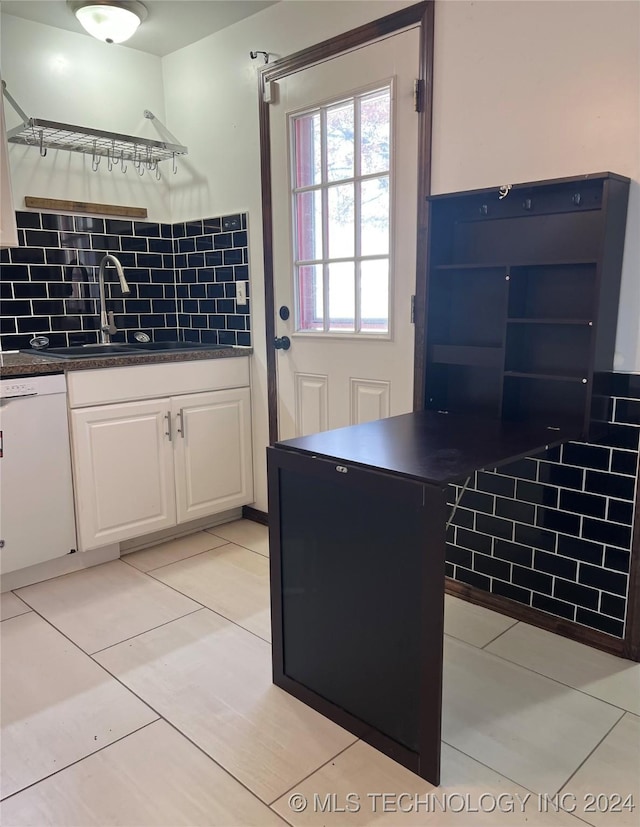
(267, 410), (574, 784)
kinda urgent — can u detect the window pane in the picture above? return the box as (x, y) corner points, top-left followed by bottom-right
(297, 264), (324, 331)
(328, 262), (355, 331)
(360, 90), (390, 176)
(360, 176), (389, 256)
(360, 259), (389, 333)
(328, 184), (354, 258)
(294, 113), (321, 188)
(326, 102), (354, 182)
(294, 190), (322, 261)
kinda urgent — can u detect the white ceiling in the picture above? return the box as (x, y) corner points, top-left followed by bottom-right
(0, 1), (279, 56)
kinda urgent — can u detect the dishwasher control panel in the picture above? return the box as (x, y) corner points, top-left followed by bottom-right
(1, 373), (66, 399)
(1, 381), (38, 399)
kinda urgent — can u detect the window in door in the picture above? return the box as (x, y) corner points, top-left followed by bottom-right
(290, 84), (392, 335)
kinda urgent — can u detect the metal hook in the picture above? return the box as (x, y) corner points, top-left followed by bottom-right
(110, 140), (119, 167)
(38, 129), (47, 157)
(172, 152), (177, 175)
(107, 147), (113, 172)
(155, 163), (161, 181)
(91, 140), (100, 172)
(120, 149), (127, 174)
(250, 50), (270, 64)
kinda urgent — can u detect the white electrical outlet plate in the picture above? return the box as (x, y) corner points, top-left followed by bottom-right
(236, 281), (248, 305)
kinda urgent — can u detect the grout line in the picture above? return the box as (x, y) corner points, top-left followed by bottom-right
(147, 717), (292, 826)
(122, 540), (232, 575)
(477, 638), (635, 715)
(89, 607), (204, 656)
(556, 710), (626, 795)
(440, 741), (597, 824)
(480, 619), (519, 649)
(267, 738), (360, 807)
(143, 572), (272, 646)
(0, 719), (160, 804)
(204, 528), (270, 560)
(11, 603), (285, 820)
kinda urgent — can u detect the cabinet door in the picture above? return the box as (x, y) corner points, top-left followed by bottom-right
(71, 399), (176, 550)
(173, 388), (253, 524)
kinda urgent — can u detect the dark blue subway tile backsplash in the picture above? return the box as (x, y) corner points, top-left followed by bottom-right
(447, 380), (639, 640)
(0, 210), (251, 351)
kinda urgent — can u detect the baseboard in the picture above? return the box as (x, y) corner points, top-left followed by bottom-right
(1, 544), (120, 592)
(242, 505), (269, 525)
(119, 508), (243, 554)
(445, 578), (632, 660)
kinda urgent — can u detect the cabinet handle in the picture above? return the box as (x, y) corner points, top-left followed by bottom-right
(177, 408), (185, 439)
(165, 411), (172, 441)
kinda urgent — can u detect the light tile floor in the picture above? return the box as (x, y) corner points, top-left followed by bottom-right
(1, 519), (638, 826)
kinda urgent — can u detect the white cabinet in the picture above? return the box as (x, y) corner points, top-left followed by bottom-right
(173, 388), (252, 523)
(71, 399), (177, 549)
(68, 359), (253, 551)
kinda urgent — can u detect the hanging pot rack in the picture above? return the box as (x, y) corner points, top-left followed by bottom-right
(2, 82), (188, 179)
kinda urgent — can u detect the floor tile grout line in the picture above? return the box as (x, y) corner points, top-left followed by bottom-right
(11, 557), (126, 595)
(13, 589), (206, 656)
(144, 572), (272, 646)
(145, 716), (292, 826)
(4, 606), (288, 823)
(13, 604), (287, 820)
(88, 607), (205, 655)
(465, 637), (638, 716)
(0, 609), (32, 622)
(0, 719), (160, 803)
(266, 738), (361, 807)
(480, 619), (520, 649)
(556, 709), (627, 795)
(204, 527), (269, 559)
(121, 540), (232, 574)
(441, 738), (603, 821)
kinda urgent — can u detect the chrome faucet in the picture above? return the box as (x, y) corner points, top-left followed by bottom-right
(97, 254), (131, 343)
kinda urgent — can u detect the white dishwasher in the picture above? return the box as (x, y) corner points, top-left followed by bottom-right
(0, 373), (78, 575)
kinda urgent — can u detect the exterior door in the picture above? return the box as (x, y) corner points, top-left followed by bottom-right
(269, 28), (421, 440)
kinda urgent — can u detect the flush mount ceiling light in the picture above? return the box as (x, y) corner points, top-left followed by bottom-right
(68, 0), (147, 44)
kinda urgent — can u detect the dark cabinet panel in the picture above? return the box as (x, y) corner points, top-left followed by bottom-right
(423, 173), (630, 437)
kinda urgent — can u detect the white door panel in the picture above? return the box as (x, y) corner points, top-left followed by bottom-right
(173, 388), (253, 523)
(71, 400), (176, 551)
(350, 378), (391, 425)
(271, 28), (420, 440)
(294, 372), (328, 437)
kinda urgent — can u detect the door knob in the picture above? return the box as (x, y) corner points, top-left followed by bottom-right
(274, 336), (291, 351)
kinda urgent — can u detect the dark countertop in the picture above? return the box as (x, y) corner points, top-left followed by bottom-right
(276, 409), (578, 485)
(0, 346), (252, 378)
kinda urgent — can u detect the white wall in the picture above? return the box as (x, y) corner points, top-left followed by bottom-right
(0, 14), (172, 221)
(432, 0), (640, 374)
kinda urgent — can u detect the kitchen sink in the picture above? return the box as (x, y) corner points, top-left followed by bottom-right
(21, 341), (229, 360)
(22, 344), (139, 359)
(127, 341), (228, 352)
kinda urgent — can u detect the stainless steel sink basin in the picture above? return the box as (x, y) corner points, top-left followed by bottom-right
(21, 341), (229, 360)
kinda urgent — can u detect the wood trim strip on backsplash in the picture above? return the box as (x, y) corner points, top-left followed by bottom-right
(25, 197), (147, 218)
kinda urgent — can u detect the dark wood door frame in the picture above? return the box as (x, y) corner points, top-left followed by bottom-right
(257, 1), (435, 445)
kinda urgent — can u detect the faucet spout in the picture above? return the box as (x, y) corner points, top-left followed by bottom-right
(97, 254), (131, 343)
